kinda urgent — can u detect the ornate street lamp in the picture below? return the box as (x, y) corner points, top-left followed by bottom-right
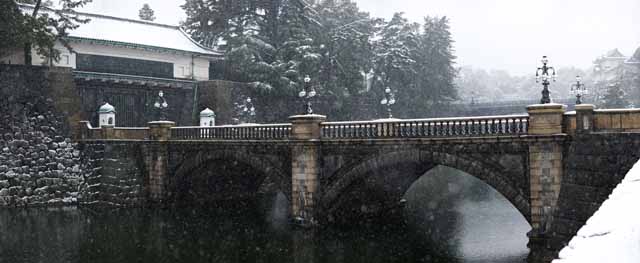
(570, 75), (588, 105)
(242, 97), (256, 123)
(535, 56), (557, 104)
(298, 75), (317, 114)
(153, 90), (168, 121)
(380, 87), (396, 118)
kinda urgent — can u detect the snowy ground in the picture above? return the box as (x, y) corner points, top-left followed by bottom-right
(553, 160), (640, 263)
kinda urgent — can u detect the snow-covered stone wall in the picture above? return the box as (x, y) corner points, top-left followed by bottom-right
(0, 65), (83, 206)
(553, 157), (640, 263)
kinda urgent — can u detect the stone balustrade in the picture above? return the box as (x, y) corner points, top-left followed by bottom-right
(563, 105), (640, 135)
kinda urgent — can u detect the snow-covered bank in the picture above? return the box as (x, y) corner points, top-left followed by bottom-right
(553, 159), (640, 263)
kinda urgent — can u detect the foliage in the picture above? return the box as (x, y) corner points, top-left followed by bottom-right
(0, 1), (29, 57)
(182, 0), (459, 121)
(7, 0), (92, 65)
(138, 3), (156, 21)
(601, 81), (630, 108)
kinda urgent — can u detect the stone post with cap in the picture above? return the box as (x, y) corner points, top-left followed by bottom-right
(98, 103), (116, 139)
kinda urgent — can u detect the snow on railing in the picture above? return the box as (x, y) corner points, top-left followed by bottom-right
(170, 124), (291, 140)
(321, 114), (529, 139)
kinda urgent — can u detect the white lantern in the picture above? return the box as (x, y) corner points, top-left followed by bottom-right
(200, 108), (216, 127)
(98, 103), (116, 127)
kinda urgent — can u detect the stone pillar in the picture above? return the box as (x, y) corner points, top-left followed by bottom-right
(148, 121), (175, 141)
(575, 104), (595, 133)
(289, 114), (326, 225)
(526, 104), (566, 256)
(146, 121), (175, 202)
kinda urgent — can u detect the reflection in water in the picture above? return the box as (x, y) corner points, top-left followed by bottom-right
(0, 167), (530, 263)
(0, 206), (457, 263)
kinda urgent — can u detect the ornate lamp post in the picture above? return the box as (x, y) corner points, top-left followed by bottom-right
(242, 97), (256, 123)
(570, 75), (588, 105)
(153, 90), (168, 121)
(298, 75), (317, 114)
(535, 56), (557, 104)
(380, 87), (396, 118)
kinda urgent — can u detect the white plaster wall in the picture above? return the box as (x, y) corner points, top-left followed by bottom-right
(71, 42), (210, 80)
(31, 42), (75, 68)
(29, 41), (211, 80)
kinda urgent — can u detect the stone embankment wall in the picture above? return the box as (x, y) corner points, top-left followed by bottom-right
(0, 65), (82, 206)
(77, 142), (145, 206)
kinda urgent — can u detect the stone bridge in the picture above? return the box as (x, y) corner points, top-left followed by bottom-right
(76, 104), (640, 261)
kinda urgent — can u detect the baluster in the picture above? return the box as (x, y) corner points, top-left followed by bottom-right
(517, 118), (522, 134)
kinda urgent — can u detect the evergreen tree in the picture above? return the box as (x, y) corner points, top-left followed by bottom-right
(181, 0), (457, 120)
(411, 16), (458, 115)
(138, 3), (156, 21)
(11, 0), (92, 65)
(601, 81), (630, 108)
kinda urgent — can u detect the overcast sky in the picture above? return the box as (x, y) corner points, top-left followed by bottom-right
(81, 0), (640, 76)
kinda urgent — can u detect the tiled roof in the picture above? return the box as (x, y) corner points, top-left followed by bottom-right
(19, 3), (222, 57)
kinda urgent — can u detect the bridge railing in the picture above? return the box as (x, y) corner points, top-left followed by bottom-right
(170, 124), (292, 140)
(320, 115), (529, 139)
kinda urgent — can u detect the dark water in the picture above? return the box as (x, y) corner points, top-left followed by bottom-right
(0, 201), (527, 263)
(0, 167), (529, 263)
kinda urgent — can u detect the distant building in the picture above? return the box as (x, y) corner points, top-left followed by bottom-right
(1, 4), (223, 82)
(592, 48), (640, 104)
(0, 4), (225, 127)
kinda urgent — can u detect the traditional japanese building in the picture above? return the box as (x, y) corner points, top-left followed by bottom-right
(592, 48), (640, 104)
(1, 4), (224, 127)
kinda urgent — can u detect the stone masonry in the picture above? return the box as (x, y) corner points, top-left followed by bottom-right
(0, 65), (83, 206)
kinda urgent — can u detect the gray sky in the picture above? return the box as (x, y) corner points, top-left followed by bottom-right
(81, 0), (640, 76)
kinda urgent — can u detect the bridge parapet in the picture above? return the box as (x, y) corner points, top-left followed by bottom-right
(320, 114), (529, 139)
(563, 105), (640, 135)
(170, 123), (291, 140)
(77, 121), (150, 140)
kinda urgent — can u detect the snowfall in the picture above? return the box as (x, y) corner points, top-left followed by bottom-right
(552, 159), (640, 262)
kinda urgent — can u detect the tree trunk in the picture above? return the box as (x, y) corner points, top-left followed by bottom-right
(23, 43), (32, 65)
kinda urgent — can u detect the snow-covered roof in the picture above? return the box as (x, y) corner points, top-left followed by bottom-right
(625, 47), (640, 64)
(98, 102), (116, 113)
(604, 49), (626, 59)
(18, 3), (222, 57)
(200, 108), (215, 117)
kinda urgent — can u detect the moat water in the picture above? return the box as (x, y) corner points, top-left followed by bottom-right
(0, 198), (529, 263)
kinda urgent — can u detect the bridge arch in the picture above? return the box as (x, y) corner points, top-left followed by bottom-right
(321, 149), (530, 222)
(171, 149), (290, 202)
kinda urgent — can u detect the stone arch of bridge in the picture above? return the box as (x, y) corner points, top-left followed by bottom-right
(171, 149), (290, 201)
(320, 149), (531, 223)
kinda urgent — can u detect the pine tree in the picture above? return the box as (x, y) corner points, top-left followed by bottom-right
(412, 16), (458, 114)
(601, 81), (630, 108)
(372, 12), (419, 112)
(12, 0), (92, 65)
(138, 3), (156, 21)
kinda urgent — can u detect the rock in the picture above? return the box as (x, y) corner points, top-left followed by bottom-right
(0, 180), (9, 188)
(50, 143), (58, 149)
(0, 189), (9, 196)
